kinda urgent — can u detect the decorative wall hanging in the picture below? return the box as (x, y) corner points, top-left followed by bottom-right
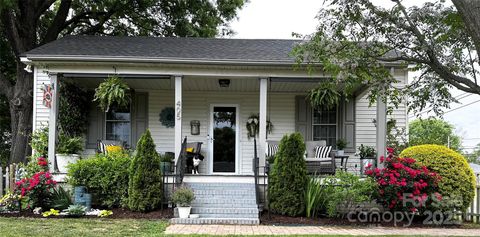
(159, 107), (175, 128)
(246, 114), (273, 139)
(42, 83), (54, 108)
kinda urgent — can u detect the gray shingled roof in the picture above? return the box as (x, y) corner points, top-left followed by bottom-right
(24, 35), (302, 63)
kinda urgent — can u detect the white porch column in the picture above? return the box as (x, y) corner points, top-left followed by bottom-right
(376, 97), (387, 167)
(259, 78), (268, 167)
(47, 73), (59, 172)
(174, 75), (183, 160)
(376, 68), (394, 167)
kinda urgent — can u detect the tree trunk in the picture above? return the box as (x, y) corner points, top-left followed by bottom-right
(9, 63), (33, 164)
(452, 0), (480, 55)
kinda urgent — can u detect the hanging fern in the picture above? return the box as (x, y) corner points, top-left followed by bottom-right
(308, 82), (341, 110)
(93, 76), (131, 112)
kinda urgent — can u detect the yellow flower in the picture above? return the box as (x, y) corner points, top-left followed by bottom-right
(42, 209), (60, 217)
(98, 210), (113, 217)
(106, 145), (122, 153)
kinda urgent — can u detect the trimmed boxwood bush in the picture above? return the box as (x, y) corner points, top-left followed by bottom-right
(67, 152), (131, 208)
(400, 144), (476, 211)
(268, 133), (308, 216)
(127, 130), (163, 212)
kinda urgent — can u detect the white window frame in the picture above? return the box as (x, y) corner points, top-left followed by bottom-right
(105, 105), (132, 146)
(312, 106), (338, 146)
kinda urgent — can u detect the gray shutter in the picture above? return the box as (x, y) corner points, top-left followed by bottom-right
(342, 97), (356, 153)
(131, 92), (148, 148)
(86, 102), (104, 149)
(295, 96), (312, 141)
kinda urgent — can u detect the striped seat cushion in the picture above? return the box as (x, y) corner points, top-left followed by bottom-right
(314, 146), (332, 159)
(98, 140), (123, 155)
(266, 144), (279, 158)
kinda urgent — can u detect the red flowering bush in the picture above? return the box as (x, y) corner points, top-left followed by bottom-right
(15, 171), (57, 209)
(365, 148), (441, 213)
(37, 157), (48, 167)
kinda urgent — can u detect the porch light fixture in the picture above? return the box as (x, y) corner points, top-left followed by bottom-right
(218, 79), (230, 88)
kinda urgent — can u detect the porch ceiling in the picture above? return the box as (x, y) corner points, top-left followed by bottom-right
(64, 76), (325, 93)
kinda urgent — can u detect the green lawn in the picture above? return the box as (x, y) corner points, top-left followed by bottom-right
(0, 217), (169, 237)
(0, 217), (478, 237)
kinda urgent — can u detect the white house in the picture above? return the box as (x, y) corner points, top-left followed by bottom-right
(22, 36), (408, 224)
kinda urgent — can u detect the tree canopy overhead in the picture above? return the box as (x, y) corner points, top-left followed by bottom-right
(408, 118), (462, 151)
(0, 0), (246, 164)
(292, 0), (480, 115)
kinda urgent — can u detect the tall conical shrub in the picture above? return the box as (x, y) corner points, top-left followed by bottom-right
(268, 133), (308, 216)
(128, 130), (163, 212)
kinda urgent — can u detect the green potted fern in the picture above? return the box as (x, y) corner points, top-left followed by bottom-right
(93, 75), (131, 112)
(56, 132), (84, 173)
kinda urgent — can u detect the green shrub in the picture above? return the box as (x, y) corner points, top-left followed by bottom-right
(66, 204), (86, 217)
(171, 186), (195, 207)
(305, 176), (329, 218)
(268, 133), (308, 216)
(321, 172), (376, 217)
(67, 152), (131, 207)
(400, 144), (476, 211)
(30, 127), (49, 157)
(50, 186), (73, 210)
(127, 130), (163, 212)
(58, 81), (90, 137)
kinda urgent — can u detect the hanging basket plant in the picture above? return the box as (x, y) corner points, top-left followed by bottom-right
(308, 81), (341, 110)
(246, 114), (273, 139)
(93, 75), (131, 112)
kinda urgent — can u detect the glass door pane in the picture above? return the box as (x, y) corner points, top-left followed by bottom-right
(213, 106), (236, 173)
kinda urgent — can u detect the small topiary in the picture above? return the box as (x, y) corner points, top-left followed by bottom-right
(400, 144), (476, 211)
(127, 130), (163, 212)
(268, 133), (308, 216)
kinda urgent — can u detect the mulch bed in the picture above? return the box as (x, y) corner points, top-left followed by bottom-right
(260, 211), (472, 228)
(0, 207), (173, 219)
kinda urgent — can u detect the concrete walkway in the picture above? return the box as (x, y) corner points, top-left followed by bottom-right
(165, 224), (480, 236)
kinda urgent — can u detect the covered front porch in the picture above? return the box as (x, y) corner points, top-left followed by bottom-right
(35, 62), (389, 177)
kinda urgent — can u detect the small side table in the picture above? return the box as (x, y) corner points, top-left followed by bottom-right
(334, 155), (349, 171)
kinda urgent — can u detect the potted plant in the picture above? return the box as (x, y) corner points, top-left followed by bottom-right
(358, 144), (376, 159)
(160, 153), (174, 174)
(56, 132), (84, 173)
(358, 144), (376, 173)
(93, 75), (131, 112)
(336, 138), (348, 156)
(171, 186), (195, 218)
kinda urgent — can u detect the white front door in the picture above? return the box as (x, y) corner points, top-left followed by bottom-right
(209, 105), (239, 174)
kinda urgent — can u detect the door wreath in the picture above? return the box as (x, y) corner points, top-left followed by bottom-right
(159, 107), (175, 128)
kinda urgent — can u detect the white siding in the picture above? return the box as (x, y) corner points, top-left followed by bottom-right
(33, 68), (50, 130)
(355, 68), (408, 149)
(148, 90), (296, 175)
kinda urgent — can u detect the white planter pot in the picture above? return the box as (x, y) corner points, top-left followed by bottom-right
(177, 206), (191, 218)
(56, 154), (80, 173)
(336, 150), (344, 156)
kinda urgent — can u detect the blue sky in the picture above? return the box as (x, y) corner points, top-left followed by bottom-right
(230, 0), (480, 151)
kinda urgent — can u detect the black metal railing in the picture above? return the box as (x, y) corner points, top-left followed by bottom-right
(175, 137), (188, 185)
(161, 137), (187, 209)
(253, 138), (268, 213)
